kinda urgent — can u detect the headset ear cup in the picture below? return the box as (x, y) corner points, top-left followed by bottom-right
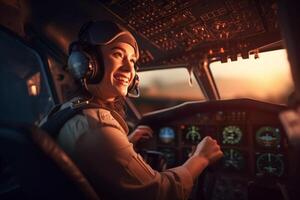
(85, 48), (104, 84)
(67, 51), (90, 80)
(127, 74), (140, 98)
(67, 42), (104, 84)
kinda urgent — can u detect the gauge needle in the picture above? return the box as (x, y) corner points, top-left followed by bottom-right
(268, 153), (271, 162)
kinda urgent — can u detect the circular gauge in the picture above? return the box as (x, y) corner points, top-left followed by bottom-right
(256, 153), (284, 177)
(185, 125), (201, 143)
(222, 126), (242, 144)
(159, 127), (176, 144)
(256, 127), (281, 148)
(223, 149), (245, 170)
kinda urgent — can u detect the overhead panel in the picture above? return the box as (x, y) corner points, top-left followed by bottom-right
(102, 0), (279, 65)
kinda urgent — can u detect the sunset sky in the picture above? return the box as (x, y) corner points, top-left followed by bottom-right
(138, 49), (294, 105)
(211, 49), (294, 104)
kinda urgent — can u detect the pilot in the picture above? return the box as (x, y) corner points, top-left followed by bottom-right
(59, 20), (223, 200)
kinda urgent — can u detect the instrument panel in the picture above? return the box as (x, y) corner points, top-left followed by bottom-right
(156, 123), (286, 176)
(155, 115), (287, 177)
(139, 99), (288, 199)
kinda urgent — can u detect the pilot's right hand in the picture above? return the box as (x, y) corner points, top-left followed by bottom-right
(193, 136), (223, 165)
(183, 136), (223, 179)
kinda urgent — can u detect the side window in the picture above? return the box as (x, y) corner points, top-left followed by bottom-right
(0, 29), (54, 124)
(130, 68), (205, 114)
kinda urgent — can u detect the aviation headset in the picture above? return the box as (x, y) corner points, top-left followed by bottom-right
(67, 20), (140, 97)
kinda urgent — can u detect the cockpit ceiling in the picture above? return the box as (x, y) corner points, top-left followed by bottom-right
(101, 0), (281, 66)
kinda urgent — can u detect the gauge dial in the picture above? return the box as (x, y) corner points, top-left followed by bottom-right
(185, 125), (201, 143)
(223, 149), (245, 170)
(222, 126), (242, 144)
(256, 127), (281, 148)
(256, 153), (284, 177)
(159, 127), (175, 144)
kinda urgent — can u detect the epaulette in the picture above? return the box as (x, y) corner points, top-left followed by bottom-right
(40, 99), (101, 138)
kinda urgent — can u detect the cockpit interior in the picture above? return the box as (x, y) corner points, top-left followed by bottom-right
(0, 0), (299, 200)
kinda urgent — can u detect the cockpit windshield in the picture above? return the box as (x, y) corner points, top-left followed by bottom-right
(210, 49), (294, 105)
(131, 68), (205, 114)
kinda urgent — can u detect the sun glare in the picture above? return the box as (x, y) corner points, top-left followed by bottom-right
(210, 49), (294, 104)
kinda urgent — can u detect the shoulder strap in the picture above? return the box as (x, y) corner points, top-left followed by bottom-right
(40, 101), (101, 138)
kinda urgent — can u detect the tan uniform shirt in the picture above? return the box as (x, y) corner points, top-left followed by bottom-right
(58, 106), (193, 200)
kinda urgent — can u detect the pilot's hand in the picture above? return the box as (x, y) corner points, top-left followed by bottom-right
(193, 136), (223, 165)
(128, 125), (153, 145)
(183, 136), (223, 179)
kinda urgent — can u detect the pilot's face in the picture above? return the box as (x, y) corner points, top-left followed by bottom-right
(93, 41), (137, 101)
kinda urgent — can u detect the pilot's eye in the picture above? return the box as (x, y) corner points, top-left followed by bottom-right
(113, 51), (124, 59)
